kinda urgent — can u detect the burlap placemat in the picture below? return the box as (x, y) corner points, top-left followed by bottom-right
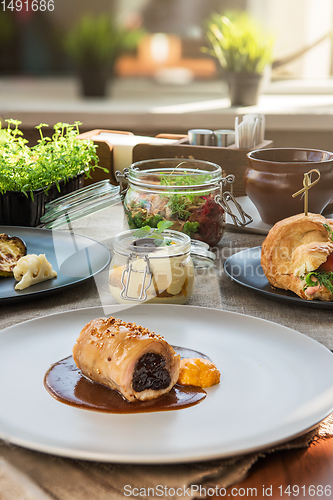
(0, 413), (332, 500)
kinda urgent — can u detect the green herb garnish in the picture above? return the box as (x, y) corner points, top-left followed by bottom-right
(305, 272), (319, 287)
(324, 223), (333, 242)
(183, 221), (200, 237)
(160, 171), (209, 187)
(303, 270), (333, 293)
(133, 220), (174, 246)
(159, 169), (211, 222)
(167, 195), (192, 219)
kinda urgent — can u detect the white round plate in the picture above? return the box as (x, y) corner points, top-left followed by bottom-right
(0, 304), (333, 464)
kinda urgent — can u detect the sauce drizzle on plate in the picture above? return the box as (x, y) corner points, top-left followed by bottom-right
(44, 350), (207, 414)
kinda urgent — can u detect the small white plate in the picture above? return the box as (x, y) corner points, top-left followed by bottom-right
(0, 304), (333, 464)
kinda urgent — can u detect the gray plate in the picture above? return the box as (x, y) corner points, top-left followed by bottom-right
(224, 246), (333, 309)
(0, 226), (110, 303)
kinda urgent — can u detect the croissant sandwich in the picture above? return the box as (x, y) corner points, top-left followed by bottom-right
(73, 316), (180, 402)
(261, 213), (333, 301)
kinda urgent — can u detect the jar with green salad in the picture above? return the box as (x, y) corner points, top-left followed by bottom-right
(116, 158), (251, 247)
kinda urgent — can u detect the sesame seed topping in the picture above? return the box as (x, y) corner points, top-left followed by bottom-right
(88, 316), (166, 346)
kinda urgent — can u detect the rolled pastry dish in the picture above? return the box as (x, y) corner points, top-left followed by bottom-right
(73, 316), (180, 402)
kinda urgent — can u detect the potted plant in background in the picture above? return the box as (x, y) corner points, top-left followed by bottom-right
(203, 10), (275, 106)
(0, 119), (105, 226)
(63, 14), (144, 98)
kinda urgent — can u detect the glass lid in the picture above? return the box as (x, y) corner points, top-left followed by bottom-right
(113, 228), (192, 257)
(41, 180), (121, 228)
(190, 240), (216, 268)
(113, 228), (215, 267)
(127, 158), (222, 189)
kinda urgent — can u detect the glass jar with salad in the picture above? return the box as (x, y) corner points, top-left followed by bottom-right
(117, 158), (251, 247)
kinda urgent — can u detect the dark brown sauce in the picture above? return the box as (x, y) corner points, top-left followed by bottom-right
(44, 349), (207, 414)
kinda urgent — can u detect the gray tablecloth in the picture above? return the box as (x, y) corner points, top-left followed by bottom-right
(3, 221), (331, 348)
(1, 220), (333, 500)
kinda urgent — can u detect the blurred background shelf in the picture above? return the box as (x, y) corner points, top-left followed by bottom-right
(2, 76), (333, 154)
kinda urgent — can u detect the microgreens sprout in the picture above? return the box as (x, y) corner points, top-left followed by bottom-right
(0, 120), (108, 197)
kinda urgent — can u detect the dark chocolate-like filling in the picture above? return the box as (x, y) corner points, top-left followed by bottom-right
(132, 352), (171, 392)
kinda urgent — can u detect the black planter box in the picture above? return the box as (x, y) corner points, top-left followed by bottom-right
(0, 173), (84, 227)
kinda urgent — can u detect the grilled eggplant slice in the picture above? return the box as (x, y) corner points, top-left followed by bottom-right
(0, 233), (27, 277)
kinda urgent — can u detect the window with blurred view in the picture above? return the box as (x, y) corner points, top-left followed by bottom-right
(1, 0), (332, 85)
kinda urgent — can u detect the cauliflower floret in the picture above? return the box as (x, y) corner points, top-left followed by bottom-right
(13, 254), (57, 290)
(177, 358), (220, 388)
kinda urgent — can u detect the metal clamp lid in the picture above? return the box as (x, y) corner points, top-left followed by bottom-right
(115, 169), (129, 197)
(215, 191), (253, 227)
(214, 174), (253, 227)
(120, 253), (153, 302)
(221, 174), (235, 189)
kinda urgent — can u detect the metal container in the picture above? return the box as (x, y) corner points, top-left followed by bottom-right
(213, 129), (235, 147)
(188, 129), (214, 146)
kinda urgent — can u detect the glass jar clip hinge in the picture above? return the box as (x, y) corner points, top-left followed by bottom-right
(120, 253), (152, 301)
(216, 174), (253, 227)
(115, 168), (130, 197)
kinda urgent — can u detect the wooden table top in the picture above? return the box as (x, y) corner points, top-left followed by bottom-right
(221, 438), (333, 499)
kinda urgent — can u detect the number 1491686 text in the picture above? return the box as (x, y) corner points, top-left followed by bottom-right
(1, 0), (54, 11)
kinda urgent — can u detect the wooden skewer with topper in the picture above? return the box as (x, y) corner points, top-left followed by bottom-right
(292, 169), (321, 216)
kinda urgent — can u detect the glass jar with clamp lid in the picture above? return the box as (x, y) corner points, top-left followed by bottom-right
(109, 228), (194, 304)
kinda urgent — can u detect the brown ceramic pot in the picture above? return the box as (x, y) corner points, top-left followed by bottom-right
(245, 148), (333, 225)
